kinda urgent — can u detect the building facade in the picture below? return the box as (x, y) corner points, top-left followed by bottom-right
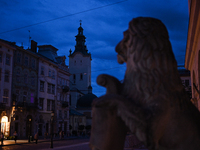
(56, 56), (70, 135)
(185, 0), (200, 110)
(11, 41), (39, 138)
(0, 39), (70, 139)
(0, 39), (15, 138)
(38, 44), (70, 136)
(178, 69), (192, 100)
(68, 23), (97, 135)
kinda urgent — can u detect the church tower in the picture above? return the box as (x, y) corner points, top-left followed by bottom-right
(69, 21), (92, 97)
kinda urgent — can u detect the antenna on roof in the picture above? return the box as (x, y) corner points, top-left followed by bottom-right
(28, 30), (31, 49)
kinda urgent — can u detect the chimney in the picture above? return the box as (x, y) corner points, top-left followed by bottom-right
(31, 40), (37, 53)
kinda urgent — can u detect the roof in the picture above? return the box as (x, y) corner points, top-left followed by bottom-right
(76, 93), (97, 108)
(0, 39), (16, 49)
(37, 45), (58, 51)
(178, 69), (190, 76)
(69, 109), (85, 116)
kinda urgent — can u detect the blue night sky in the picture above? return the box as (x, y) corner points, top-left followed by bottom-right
(0, 0), (189, 97)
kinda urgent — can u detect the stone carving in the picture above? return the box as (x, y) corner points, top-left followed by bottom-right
(89, 17), (200, 150)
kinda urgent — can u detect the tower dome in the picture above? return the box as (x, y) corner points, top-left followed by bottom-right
(76, 93), (97, 108)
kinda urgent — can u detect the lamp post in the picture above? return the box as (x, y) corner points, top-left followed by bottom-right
(28, 118), (31, 143)
(50, 111), (54, 148)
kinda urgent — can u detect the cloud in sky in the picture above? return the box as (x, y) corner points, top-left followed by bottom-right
(0, 0), (189, 97)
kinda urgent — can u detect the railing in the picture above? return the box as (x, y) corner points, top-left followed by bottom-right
(15, 102), (38, 109)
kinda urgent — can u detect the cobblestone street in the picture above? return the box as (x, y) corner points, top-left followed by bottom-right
(0, 138), (90, 150)
(0, 136), (147, 150)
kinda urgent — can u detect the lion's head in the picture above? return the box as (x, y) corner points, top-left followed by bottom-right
(116, 17), (186, 104)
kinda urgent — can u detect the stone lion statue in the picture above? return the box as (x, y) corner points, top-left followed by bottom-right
(90, 17), (200, 150)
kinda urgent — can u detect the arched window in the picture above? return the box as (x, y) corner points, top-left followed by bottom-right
(31, 74), (35, 86)
(24, 72), (28, 84)
(80, 73), (83, 80)
(73, 74), (76, 83)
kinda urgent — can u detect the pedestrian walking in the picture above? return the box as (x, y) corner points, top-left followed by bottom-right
(13, 131), (18, 143)
(62, 131), (64, 139)
(59, 130), (62, 139)
(1, 132), (4, 145)
(44, 132), (47, 139)
(34, 132), (38, 144)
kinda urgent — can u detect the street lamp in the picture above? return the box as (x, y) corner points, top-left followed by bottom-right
(50, 111), (54, 148)
(28, 118), (31, 143)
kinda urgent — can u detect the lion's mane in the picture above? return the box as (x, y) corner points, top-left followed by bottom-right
(116, 17), (188, 106)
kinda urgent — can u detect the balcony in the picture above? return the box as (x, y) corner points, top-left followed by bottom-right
(15, 102), (38, 109)
(62, 101), (69, 108)
(62, 86), (69, 93)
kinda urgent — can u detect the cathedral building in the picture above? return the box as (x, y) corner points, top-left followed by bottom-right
(68, 22), (97, 134)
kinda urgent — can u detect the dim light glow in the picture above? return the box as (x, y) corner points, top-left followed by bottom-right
(1, 116), (8, 123)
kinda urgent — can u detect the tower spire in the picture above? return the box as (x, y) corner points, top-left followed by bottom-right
(80, 20), (82, 27)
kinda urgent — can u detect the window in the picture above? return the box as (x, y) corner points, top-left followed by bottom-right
(0, 52), (2, 63)
(48, 70), (51, 77)
(69, 95), (71, 105)
(80, 73), (83, 80)
(185, 80), (189, 87)
(62, 79), (64, 85)
(30, 93), (34, 103)
(65, 80), (67, 86)
(52, 101), (55, 111)
(17, 53), (21, 63)
(24, 56), (29, 66)
(31, 75), (35, 86)
(64, 111), (68, 119)
(31, 58), (36, 69)
(23, 91), (27, 103)
(47, 83), (55, 94)
(39, 98), (44, 110)
(89, 75), (91, 84)
(41, 67), (44, 75)
(16, 90), (19, 102)
(47, 83), (51, 93)
(3, 89), (9, 103)
(6, 54), (10, 65)
(52, 71), (55, 79)
(47, 100), (50, 111)
(24, 72), (28, 84)
(73, 74), (76, 83)
(16, 69), (20, 82)
(59, 78), (62, 85)
(40, 81), (44, 92)
(52, 84), (55, 94)
(4, 71), (9, 82)
(59, 110), (62, 118)
(57, 93), (60, 101)
(60, 94), (64, 101)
